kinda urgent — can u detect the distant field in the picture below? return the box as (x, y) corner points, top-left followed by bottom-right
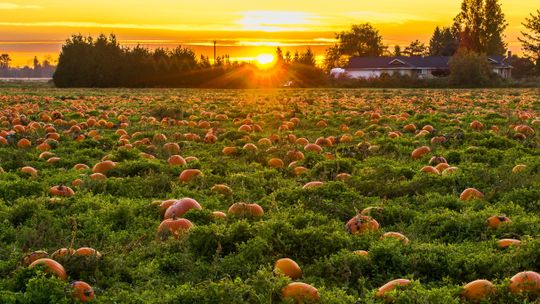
(0, 88), (539, 303)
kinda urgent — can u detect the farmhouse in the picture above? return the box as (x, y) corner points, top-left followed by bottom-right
(335, 54), (512, 79)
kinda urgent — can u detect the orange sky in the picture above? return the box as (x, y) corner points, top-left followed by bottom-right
(1, 0), (539, 66)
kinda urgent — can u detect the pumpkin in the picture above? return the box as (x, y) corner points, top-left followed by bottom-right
(222, 146), (237, 155)
(164, 198), (202, 219)
(509, 271), (540, 294)
(442, 167), (459, 175)
(353, 250), (369, 256)
(71, 179), (84, 187)
(274, 258), (302, 279)
(17, 138), (32, 149)
(403, 124), (416, 132)
(23, 250), (49, 266)
(92, 160), (116, 174)
(157, 218), (193, 240)
(179, 169), (203, 182)
(73, 163), (90, 170)
(460, 188), (484, 201)
(49, 185), (75, 197)
(75, 247), (102, 258)
(411, 146), (431, 160)
(29, 258), (67, 280)
(346, 215), (379, 234)
(71, 281), (95, 302)
(282, 282), (320, 303)
(429, 156), (447, 165)
(434, 162), (450, 172)
(51, 248), (76, 259)
(302, 181), (324, 189)
(21, 166), (38, 177)
(243, 143), (258, 152)
(420, 166), (440, 174)
(90, 173), (107, 180)
(497, 238), (521, 248)
(335, 173), (352, 181)
(462, 279), (495, 302)
(382, 232), (410, 244)
(470, 120), (484, 130)
(267, 158), (285, 168)
(512, 164), (527, 173)
(228, 202), (264, 217)
(293, 166), (308, 176)
(163, 142), (180, 155)
(168, 155), (187, 166)
(376, 279), (411, 298)
(486, 215), (512, 229)
(212, 211), (227, 219)
(211, 184), (233, 195)
(304, 143), (323, 154)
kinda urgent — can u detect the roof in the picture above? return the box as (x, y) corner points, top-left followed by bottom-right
(346, 56), (511, 70)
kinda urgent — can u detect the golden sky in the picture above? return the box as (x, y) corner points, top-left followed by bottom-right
(1, 0), (539, 66)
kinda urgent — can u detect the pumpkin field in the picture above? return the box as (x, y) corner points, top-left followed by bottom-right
(0, 87), (539, 303)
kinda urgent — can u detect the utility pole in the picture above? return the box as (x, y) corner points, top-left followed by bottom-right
(213, 40), (216, 65)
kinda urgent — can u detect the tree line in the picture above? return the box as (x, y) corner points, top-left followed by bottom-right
(52, 34), (325, 88)
(50, 0), (540, 87)
(0, 54), (55, 78)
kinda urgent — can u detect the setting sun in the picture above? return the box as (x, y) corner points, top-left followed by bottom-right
(256, 53), (275, 67)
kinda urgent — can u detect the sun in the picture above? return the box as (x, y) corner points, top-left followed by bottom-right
(256, 54), (275, 67)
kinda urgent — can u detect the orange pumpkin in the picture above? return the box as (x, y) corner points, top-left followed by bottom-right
(512, 164), (527, 173)
(49, 185), (75, 197)
(335, 173), (352, 181)
(222, 146), (237, 155)
(462, 279), (495, 302)
(267, 158), (285, 168)
(274, 258), (302, 279)
(411, 146), (431, 160)
(429, 156), (447, 165)
(304, 143), (323, 154)
(420, 166), (440, 174)
(376, 279), (411, 298)
(346, 215), (379, 234)
(71, 281), (95, 302)
(509, 271), (540, 294)
(168, 155), (187, 166)
(212, 211), (227, 219)
(211, 184), (233, 195)
(459, 188), (484, 201)
(29, 258), (67, 280)
(21, 166), (38, 177)
(75, 247), (102, 258)
(353, 250), (369, 256)
(486, 215), (512, 229)
(92, 160), (116, 174)
(302, 181), (324, 189)
(164, 198), (202, 219)
(282, 282), (320, 303)
(179, 169), (203, 182)
(497, 238), (521, 248)
(51, 248), (76, 259)
(23, 250), (49, 266)
(157, 218), (193, 240)
(227, 202), (264, 217)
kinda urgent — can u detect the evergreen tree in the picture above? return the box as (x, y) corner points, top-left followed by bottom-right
(519, 9), (540, 69)
(393, 45), (402, 56)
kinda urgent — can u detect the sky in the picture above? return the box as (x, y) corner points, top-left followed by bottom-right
(0, 0), (539, 66)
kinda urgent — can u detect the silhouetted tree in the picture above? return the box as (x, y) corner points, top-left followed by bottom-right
(0, 54), (11, 70)
(449, 49), (494, 86)
(453, 0), (507, 55)
(404, 40), (428, 56)
(324, 23), (386, 71)
(519, 9), (540, 72)
(393, 45), (402, 56)
(429, 27), (459, 56)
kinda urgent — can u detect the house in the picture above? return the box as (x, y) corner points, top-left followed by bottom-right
(338, 54), (512, 79)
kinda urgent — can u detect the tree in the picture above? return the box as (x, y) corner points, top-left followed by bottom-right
(393, 45), (402, 56)
(429, 27), (459, 56)
(519, 9), (540, 69)
(449, 49), (494, 86)
(0, 53), (11, 70)
(508, 55), (536, 79)
(404, 40), (428, 56)
(324, 23), (386, 70)
(453, 0), (507, 55)
(298, 48), (316, 66)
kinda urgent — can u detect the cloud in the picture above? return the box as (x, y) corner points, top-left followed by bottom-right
(0, 2), (41, 9)
(344, 11), (434, 24)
